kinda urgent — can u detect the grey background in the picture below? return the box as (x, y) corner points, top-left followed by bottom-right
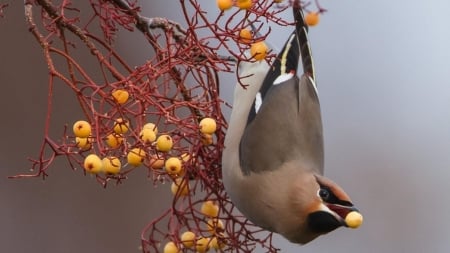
(1, 0), (450, 252)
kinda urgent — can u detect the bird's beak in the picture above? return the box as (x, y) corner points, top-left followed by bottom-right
(326, 203), (359, 227)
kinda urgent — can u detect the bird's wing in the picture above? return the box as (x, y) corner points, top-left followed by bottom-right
(239, 74), (323, 175)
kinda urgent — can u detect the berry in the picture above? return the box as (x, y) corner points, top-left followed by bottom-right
(102, 156), (121, 174)
(201, 200), (219, 217)
(236, 0), (252, 10)
(180, 231), (196, 248)
(163, 241), (179, 253)
(105, 133), (124, 148)
(111, 89), (129, 104)
(143, 122), (158, 135)
(199, 117), (217, 134)
(73, 120), (92, 138)
(305, 12), (320, 26)
(206, 218), (224, 234)
(165, 157), (183, 176)
(216, 0), (233, 11)
(201, 133), (213, 146)
(127, 148), (146, 166)
(140, 128), (156, 143)
(345, 211), (363, 229)
(250, 41), (268, 61)
(113, 118), (129, 134)
(209, 237), (226, 250)
(239, 28), (252, 44)
(195, 237), (210, 253)
(83, 154), (103, 174)
(156, 134), (173, 152)
(75, 137), (93, 150)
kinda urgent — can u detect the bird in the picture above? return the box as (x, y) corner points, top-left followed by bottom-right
(222, 2), (362, 245)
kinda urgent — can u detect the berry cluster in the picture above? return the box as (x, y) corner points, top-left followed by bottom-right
(14, 0), (326, 252)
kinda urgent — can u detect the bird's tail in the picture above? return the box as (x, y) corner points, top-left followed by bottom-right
(293, 0), (315, 81)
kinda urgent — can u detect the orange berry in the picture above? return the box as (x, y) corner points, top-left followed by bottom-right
(73, 120), (92, 138)
(111, 89), (129, 104)
(250, 41), (268, 61)
(102, 156), (121, 175)
(199, 117), (217, 134)
(143, 122), (158, 135)
(83, 154), (103, 174)
(239, 28), (252, 44)
(345, 211), (363, 229)
(305, 12), (320, 26)
(105, 133), (124, 148)
(113, 118), (129, 134)
(127, 148), (146, 166)
(156, 134), (173, 152)
(236, 0), (252, 10)
(140, 128), (156, 143)
(75, 137), (93, 150)
(163, 241), (180, 253)
(180, 231), (196, 248)
(209, 236), (226, 250)
(201, 200), (220, 217)
(216, 0), (233, 11)
(195, 237), (210, 253)
(206, 218), (224, 234)
(165, 157), (183, 176)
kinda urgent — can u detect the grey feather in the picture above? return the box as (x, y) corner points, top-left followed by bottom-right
(239, 75), (323, 175)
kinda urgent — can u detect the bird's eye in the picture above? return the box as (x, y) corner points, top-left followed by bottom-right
(318, 188), (330, 200)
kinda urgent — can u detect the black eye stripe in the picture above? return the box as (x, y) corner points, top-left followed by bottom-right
(319, 186), (353, 206)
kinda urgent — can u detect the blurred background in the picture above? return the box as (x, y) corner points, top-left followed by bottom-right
(1, 0), (450, 252)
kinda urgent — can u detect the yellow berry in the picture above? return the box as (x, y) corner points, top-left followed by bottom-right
(216, 0), (233, 11)
(236, 0), (252, 10)
(206, 218), (224, 234)
(195, 237), (210, 253)
(143, 122), (158, 135)
(140, 128), (156, 143)
(209, 237), (226, 250)
(75, 137), (93, 150)
(73, 120), (92, 138)
(113, 118), (129, 134)
(239, 28), (252, 44)
(201, 201), (219, 217)
(163, 241), (180, 253)
(149, 155), (165, 170)
(165, 157), (183, 176)
(180, 231), (196, 248)
(111, 89), (129, 104)
(305, 12), (320, 26)
(83, 154), (103, 174)
(345, 211), (363, 229)
(105, 133), (124, 148)
(201, 133), (214, 146)
(199, 117), (217, 134)
(127, 148), (146, 166)
(171, 178), (190, 196)
(250, 41), (268, 61)
(102, 156), (121, 174)
(156, 134), (173, 152)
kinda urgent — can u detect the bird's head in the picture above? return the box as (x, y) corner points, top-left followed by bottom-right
(286, 173), (362, 244)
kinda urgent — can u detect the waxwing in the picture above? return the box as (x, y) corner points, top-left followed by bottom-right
(222, 2), (362, 244)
